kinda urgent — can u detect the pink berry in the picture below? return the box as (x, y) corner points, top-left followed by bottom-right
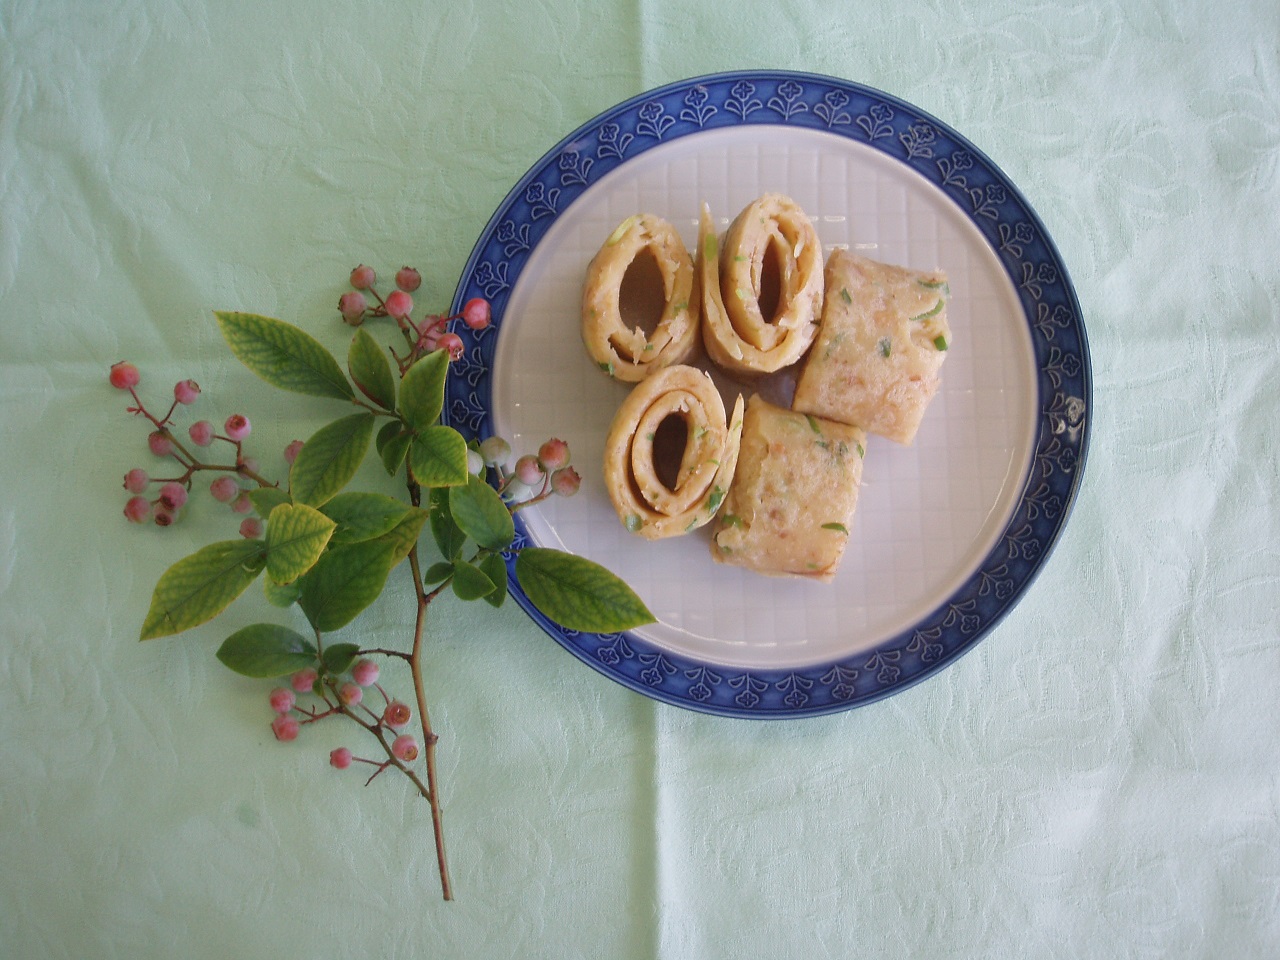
(391, 734), (419, 762)
(350, 264), (376, 290)
(271, 714), (300, 742)
(109, 361), (140, 390)
(173, 379), (201, 404)
(330, 747), (353, 770)
(231, 492), (253, 514)
(514, 454), (543, 486)
(382, 701), (412, 729)
(123, 496), (152, 523)
(123, 468), (150, 493)
(461, 297), (491, 330)
(210, 475), (239, 502)
(239, 517), (264, 539)
(437, 332), (464, 361)
(338, 682), (363, 707)
(385, 289), (413, 320)
(395, 266), (422, 292)
(224, 414), (251, 442)
(239, 456), (260, 476)
(268, 687), (296, 714)
(148, 431), (173, 457)
(158, 482), (188, 511)
(538, 438), (570, 471)
(283, 440), (304, 465)
(551, 466), (581, 497)
(291, 668), (319, 693)
(188, 420), (214, 446)
(153, 506), (176, 527)
(351, 658), (380, 686)
(338, 291), (367, 325)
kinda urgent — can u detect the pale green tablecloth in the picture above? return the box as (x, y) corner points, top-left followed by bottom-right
(3, 1), (1278, 957)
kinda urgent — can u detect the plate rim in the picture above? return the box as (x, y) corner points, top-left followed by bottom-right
(448, 69), (1092, 718)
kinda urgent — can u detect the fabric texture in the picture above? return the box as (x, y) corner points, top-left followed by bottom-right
(2, 0), (1278, 957)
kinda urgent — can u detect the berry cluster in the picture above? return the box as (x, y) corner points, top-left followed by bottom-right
(474, 435), (582, 507)
(110, 361), (295, 531)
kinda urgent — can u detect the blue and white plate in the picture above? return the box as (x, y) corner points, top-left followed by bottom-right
(448, 71), (1091, 718)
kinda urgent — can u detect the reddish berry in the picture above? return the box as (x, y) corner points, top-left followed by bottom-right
(514, 454), (543, 486)
(283, 439), (304, 465)
(109, 361), (140, 390)
(231, 492), (253, 514)
(271, 714), (300, 742)
(395, 266), (422, 292)
(551, 466), (581, 497)
(210, 475), (239, 502)
(338, 291), (367, 325)
(350, 264), (376, 290)
(391, 734), (419, 762)
(330, 747), (353, 770)
(338, 682), (363, 707)
(239, 517), (264, 539)
(188, 420), (214, 446)
(461, 297), (491, 330)
(123, 468), (150, 493)
(351, 659), (380, 687)
(268, 688), (296, 714)
(123, 496), (152, 523)
(437, 332), (464, 361)
(148, 431), (173, 457)
(224, 414), (251, 442)
(385, 289), (413, 320)
(153, 506), (176, 527)
(173, 379), (201, 404)
(538, 438), (570, 471)
(291, 668), (319, 693)
(158, 482), (188, 511)
(382, 701), (412, 729)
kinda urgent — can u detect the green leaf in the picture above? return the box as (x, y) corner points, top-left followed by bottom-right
(448, 475), (515, 550)
(215, 312), (354, 401)
(451, 559), (496, 601)
(377, 422), (413, 476)
(478, 552), (508, 608)
(514, 548), (655, 633)
(321, 642), (361, 675)
(429, 487), (467, 560)
(216, 624), (316, 678)
(140, 539), (266, 640)
(249, 486), (290, 518)
(289, 413), (376, 507)
(423, 561), (454, 585)
(348, 327), (397, 410)
(373, 507), (429, 565)
(408, 425), (469, 488)
(297, 539), (398, 632)
(266, 502), (337, 584)
(263, 577), (302, 608)
(320, 491), (411, 544)
(398, 350), (448, 430)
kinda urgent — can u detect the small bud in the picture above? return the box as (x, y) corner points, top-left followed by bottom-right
(123, 468), (150, 493)
(283, 439), (304, 465)
(391, 734), (419, 762)
(501, 478), (535, 504)
(209, 475), (239, 503)
(384, 289), (413, 320)
(479, 436), (511, 467)
(382, 701), (412, 729)
(514, 454), (543, 486)
(467, 448), (485, 476)
(330, 747), (353, 770)
(238, 456), (260, 480)
(239, 517), (263, 539)
(271, 714), (300, 742)
(188, 420), (214, 446)
(395, 266), (422, 292)
(173, 379), (201, 404)
(538, 438), (570, 472)
(351, 659), (380, 687)
(230, 492), (253, 514)
(350, 264), (376, 290)
(148, 431), (173, 457)
(224, 414), (251, 442)
(268, 688), (296, 714)
(550, 466), (581, 497)
(338, 291), (367, 325)
(109, 361), (140, 390)
(158, 482), (188, 511)
(153, 506), (176, 527)
(338, 682), (363, 707)
(437, 332), (464, 361)
(123, 496), (151, 523)
(461, 297), (491, 330)
(291, 668), (319, 693)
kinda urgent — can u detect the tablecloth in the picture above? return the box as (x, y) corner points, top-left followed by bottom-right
(3, 0), (1278, 957)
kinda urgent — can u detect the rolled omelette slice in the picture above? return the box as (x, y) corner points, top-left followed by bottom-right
(603, 365), (745, 540)
(792, 249), (952, 445)
(711, 395), (866, 583)
(582, 214), (699, 382)
(698, 194), (824, 376)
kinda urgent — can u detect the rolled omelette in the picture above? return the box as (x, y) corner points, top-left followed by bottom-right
(711, 395), (866, 583)
(792, 249), (952, 445)
(582, 214), (699, 382)
(603, 365), (745, 540)
(698, 194), (824, 376)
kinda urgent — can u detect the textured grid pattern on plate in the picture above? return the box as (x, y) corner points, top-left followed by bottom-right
(492, 126), (1035, 670)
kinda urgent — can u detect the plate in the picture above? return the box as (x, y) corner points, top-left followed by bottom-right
(448, 71), (1091, 718)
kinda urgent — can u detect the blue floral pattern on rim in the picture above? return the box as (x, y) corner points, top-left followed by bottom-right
(447, 71), (1092, 719)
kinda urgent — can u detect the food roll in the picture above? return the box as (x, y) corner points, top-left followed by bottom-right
(582, 214), (699, 382)
(603, 365), (745, 540)
(792, 249), (952, 445)
(698, 194), (824, 376)
(710, 395), (866, 582)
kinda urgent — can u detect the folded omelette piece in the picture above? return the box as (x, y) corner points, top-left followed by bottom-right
(791, 249), (951, 445)
(710, 395), (866, 582)
(603, 365), (745, 539)
(698, 195), (824, 376)
(582, 214), (699, 382)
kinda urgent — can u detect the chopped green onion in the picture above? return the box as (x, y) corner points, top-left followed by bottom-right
(878, 337), (891, 358)
(606, 216), (639, 245)
(839, 287), (852, 305)
(918, 278), (950, 294)
(625, 515), (643, 532)
(599, 361), (615, 376)
(644, 432), (655, 441)
(856, 443), (865, 458)
(706, 486), (725, 512)
(805, 414), (821, 434)
(933, 335), (948, 351)
(722, 514), (743, 527)
(911, 299), (946, 322)
(703, 233), (717, 260)
(821, 522), (849, 535)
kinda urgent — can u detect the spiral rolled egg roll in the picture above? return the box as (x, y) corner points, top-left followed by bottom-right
(603, 365), (745, 540)
(582, 214), (699, 382)
(698, 194), (824, 376)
